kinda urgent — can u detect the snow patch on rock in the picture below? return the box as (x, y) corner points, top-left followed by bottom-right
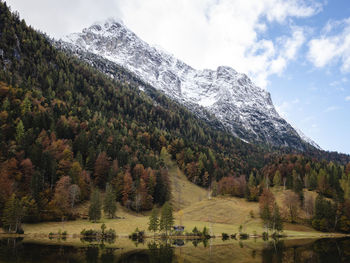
(60, 19), (318, 150)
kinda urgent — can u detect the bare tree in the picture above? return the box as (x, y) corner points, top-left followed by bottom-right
(283, 191), (299, 223)
(134, 192), (142, 213)
(303, 193), (314, 218)
(69, 184), (81, 209)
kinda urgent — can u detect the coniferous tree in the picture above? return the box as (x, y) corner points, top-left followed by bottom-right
(89, 189), (101, 222)
(15, 120), (24, 143)
(2, 194), (26, 233)
(261, 204), (271, 233)
(104, 183), (117, 218)
(148, 207), (159, 237)
(1, 1), (350, 231)
(272, 203), (283, 233)
(159, 202), (174, 236)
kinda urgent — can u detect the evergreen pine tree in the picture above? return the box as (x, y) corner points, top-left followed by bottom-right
(272, 203), (283, 233)
(103, 183), (117, 218)
(159, 202), (174, 236)
(89, 189), (101, 222)
(15, 120), (24, 143)
(2, 194), (25, 233)
(148, 207), (159, 237)
(261, 204), (271, 233)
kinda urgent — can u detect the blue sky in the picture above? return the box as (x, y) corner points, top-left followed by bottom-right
(6, 0), (350, 154)
(267, 0), (350, 154)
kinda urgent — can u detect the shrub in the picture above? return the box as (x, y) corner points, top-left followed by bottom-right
(221, 233), (229, 240)
(105, 229), (116, 239)
(129, 228), (145, 242)
(312, 219), (320, 230)
(80, 227), (116, 242)
(80, 229), (100, 236)
(320, 218), (329, 232)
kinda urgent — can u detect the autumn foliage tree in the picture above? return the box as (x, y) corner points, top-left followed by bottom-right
(94, 152), (110, 188)
(1, 1), (350, 232)
(52, 176), (72, 219)
(122, 172), (133, 207)
(259, 188), (276, 232)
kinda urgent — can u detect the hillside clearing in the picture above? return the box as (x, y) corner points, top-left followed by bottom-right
(21, 156), (338, 238)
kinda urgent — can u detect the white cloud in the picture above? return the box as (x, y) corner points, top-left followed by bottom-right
(324, 106), (340, 113)
(308, 18), (350, 72)
(118, 0), (317, 88)
(7, 0), (123, 38)
(346, 96), (350, 101)
(330, 77), (348, 91)
(7, 0), (321, 89)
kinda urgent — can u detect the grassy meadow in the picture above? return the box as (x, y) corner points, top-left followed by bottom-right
(20, 155), (344, 239)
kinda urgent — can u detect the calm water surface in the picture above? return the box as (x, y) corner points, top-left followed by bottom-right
(0, 237), (349, 263)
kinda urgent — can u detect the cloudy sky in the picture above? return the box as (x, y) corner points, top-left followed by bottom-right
(6, 0), (350, 154)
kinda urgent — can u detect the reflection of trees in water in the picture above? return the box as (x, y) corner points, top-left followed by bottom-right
(1, 237), (350, 262)
(115, 241), (174, 263)
(262, 240), (285, 263)
(0, 238), (23, 262)
(311, 238), (350, 262)
(0, 238), (88, 262)
(147, 241), (174, 263)
(85, 245), (99, 263)
(262, 238), (350, 263)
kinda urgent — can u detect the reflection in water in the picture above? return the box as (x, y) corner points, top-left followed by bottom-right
(262, 238), (350, 263)
(0, 237), (349, 262)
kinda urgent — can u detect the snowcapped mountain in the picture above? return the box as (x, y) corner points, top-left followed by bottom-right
(295, 128), (321, 150)
(60, 18), (319, 150)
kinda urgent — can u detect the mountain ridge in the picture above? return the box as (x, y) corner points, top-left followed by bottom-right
(61, 18), (319, 150)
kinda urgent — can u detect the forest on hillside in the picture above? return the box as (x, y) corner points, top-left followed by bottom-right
(0, 1), (266, 224)
(1, 1), (350, 234)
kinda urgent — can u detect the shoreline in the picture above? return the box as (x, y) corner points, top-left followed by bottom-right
(1, 231), (349, 240)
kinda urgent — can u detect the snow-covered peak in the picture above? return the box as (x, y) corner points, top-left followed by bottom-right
(60, 19), (318, 150)
(295, 128), (321, 150)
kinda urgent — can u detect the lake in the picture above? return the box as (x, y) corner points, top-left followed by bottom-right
(0, 236), (349, 262)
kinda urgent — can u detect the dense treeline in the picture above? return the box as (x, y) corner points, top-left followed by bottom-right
(216, 153), (350, 233)
(260, 154), (350, 233)
(1, 1), (350, 234)
(0, 1), (269, 227)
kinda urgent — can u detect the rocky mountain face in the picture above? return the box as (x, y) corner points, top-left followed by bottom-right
(59, 18), (319, 150)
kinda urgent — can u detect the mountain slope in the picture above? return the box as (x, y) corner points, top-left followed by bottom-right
(61, 18), (315, 150)
(0, 1), (272, 222)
